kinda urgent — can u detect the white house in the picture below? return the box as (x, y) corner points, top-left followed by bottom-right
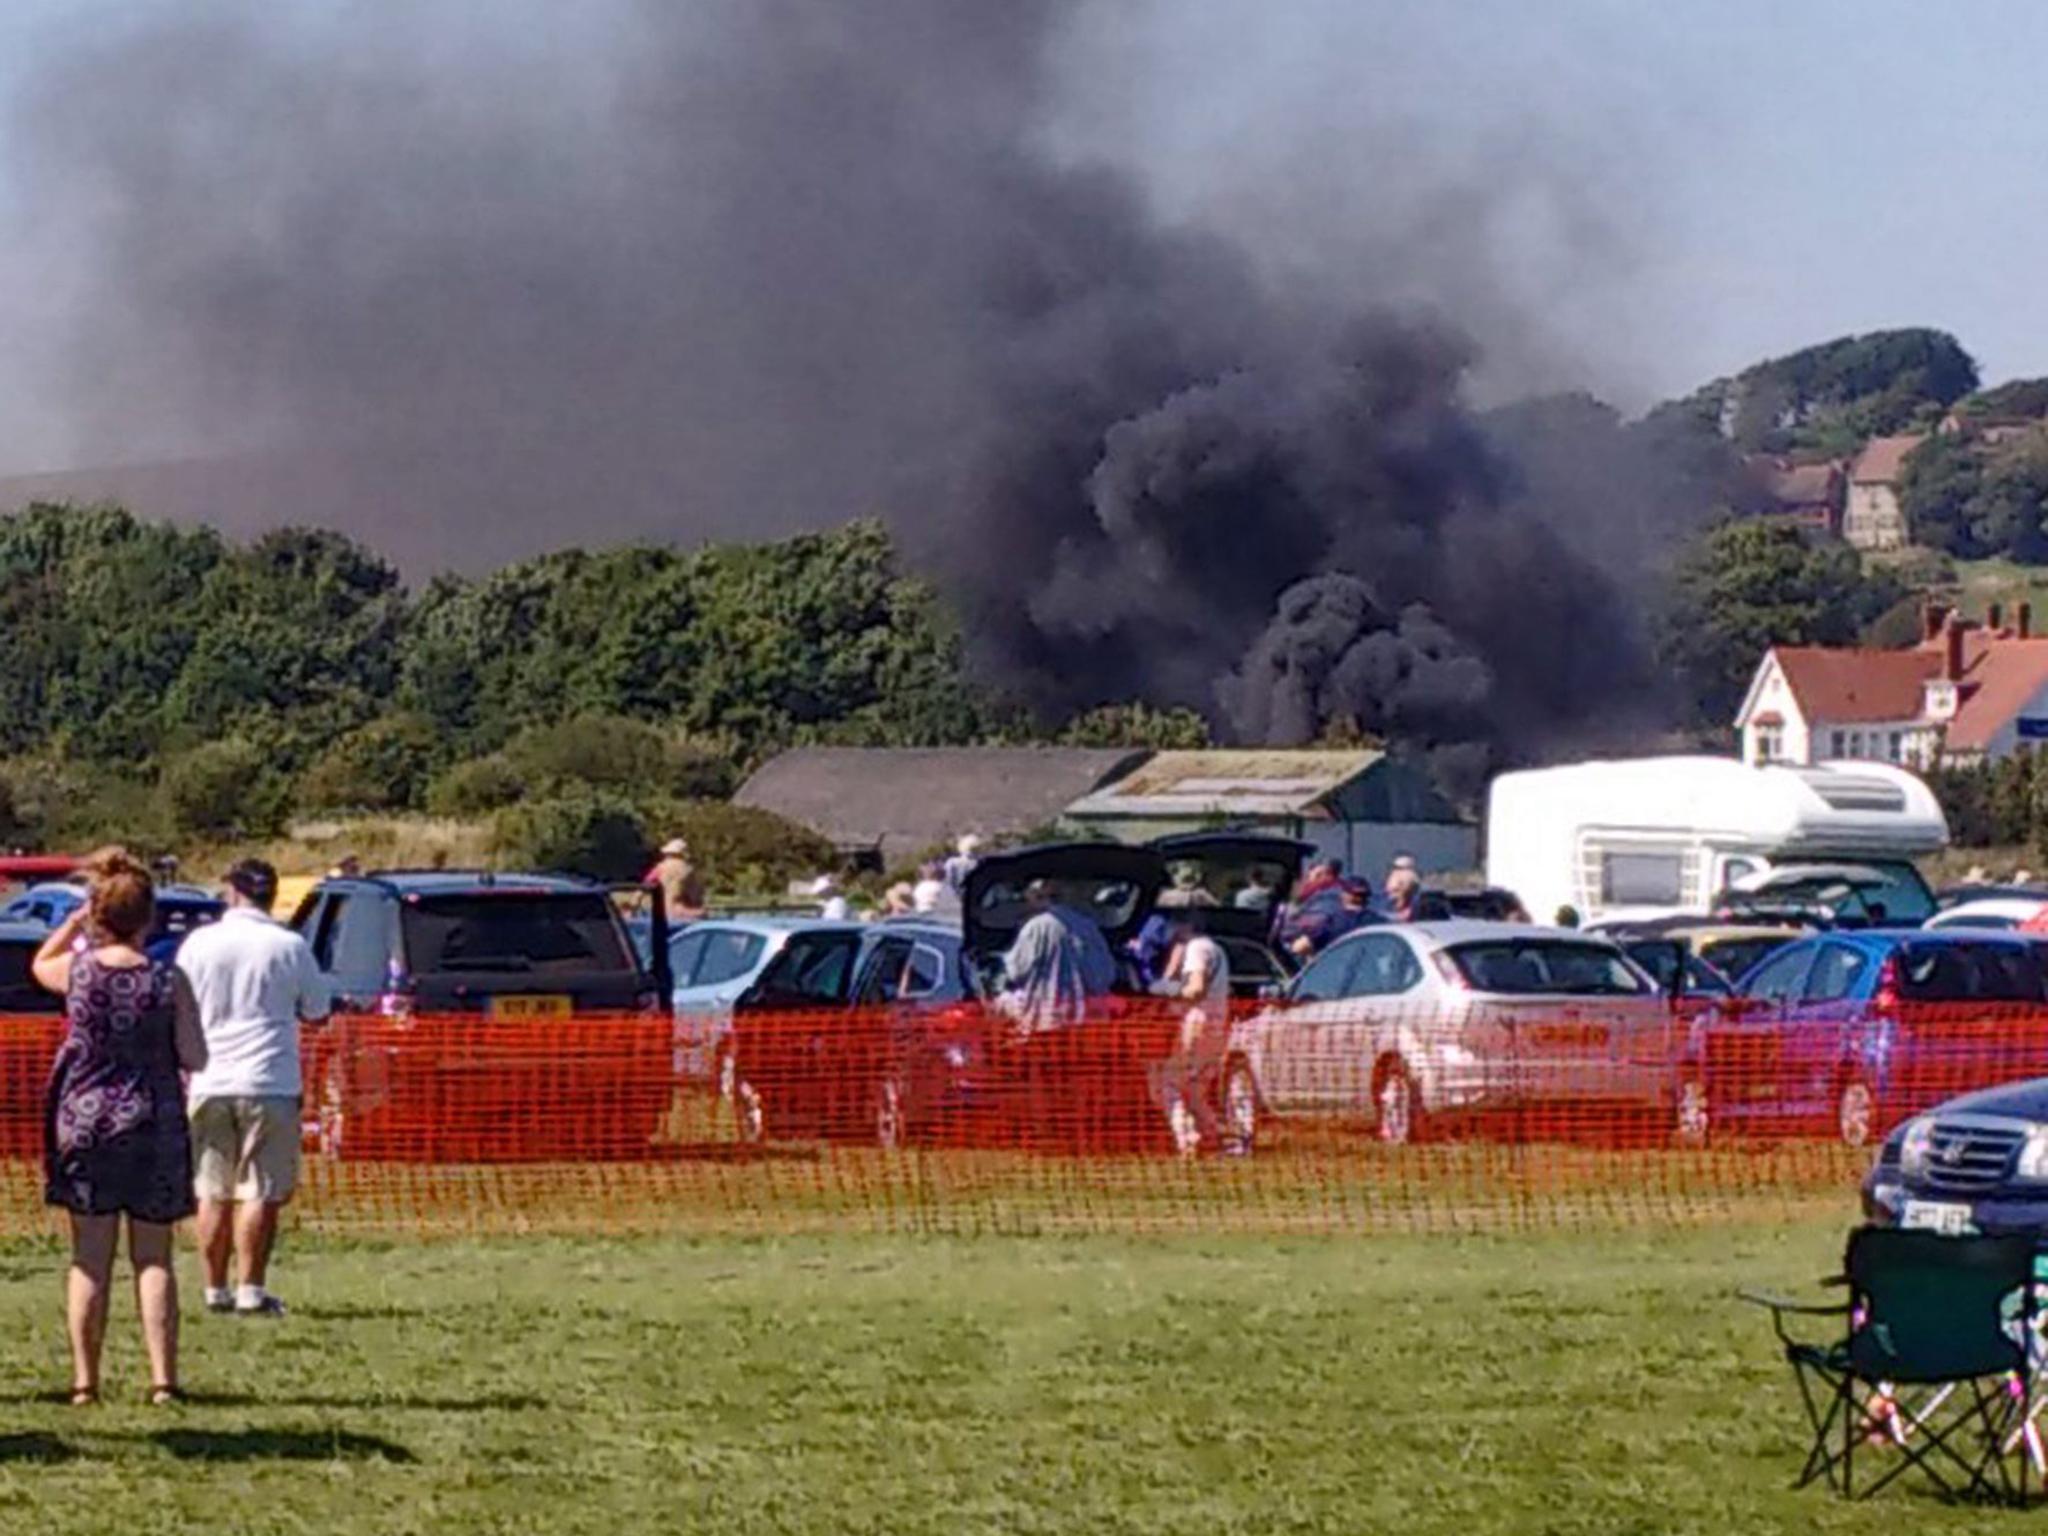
(1736, 604), (2048, 768)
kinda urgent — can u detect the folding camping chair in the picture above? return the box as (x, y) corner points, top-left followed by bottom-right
(1741, 1226), (2035, 1503)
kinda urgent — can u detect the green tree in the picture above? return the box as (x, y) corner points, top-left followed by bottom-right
(297, 713), (444, 814)
(1055, 702), (1212, 750)
(1660, 521), (1904, 726)
(157, 737), (285, 840)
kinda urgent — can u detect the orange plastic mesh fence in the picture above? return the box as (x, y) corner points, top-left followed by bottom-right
(10, 992), (2027, 1237)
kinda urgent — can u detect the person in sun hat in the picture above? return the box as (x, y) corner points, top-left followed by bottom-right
(646, 837), (707, 922)
(175, 858), (330, 1319)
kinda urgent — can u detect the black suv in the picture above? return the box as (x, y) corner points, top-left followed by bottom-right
(292, 871), (656, 1017)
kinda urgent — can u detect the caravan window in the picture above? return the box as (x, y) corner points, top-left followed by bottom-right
(1600, 851), (1686, 907)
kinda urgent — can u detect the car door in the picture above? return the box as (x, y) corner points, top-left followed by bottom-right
(1784, 941), (1870, 1116)
(1706, 941), (1816, 1124)
(1320, 933), (1425, 1113)
(1265, 941), (1365, 1112)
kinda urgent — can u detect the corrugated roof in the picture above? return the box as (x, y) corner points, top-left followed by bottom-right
(733, 747), (1146, 865)
(1067, 749), (1384, 819)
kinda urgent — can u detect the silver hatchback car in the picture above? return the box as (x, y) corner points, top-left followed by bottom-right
(1224, 922), (1674, 1147)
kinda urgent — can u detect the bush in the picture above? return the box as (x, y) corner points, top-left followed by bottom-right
(157, 738), (285, 840)
(488, 792), (653, 882)
(656, 800), (836, 898)
(503, 714), (736, 801)
(426, 754), (528, 817)
(297, 713), (442, 814)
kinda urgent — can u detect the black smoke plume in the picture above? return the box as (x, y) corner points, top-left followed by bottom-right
(8, 1), (1726, 776)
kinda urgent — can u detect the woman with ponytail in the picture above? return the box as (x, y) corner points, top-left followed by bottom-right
(33, 848), (207, 1405)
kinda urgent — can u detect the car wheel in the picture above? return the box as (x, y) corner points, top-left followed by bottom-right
(1221, 1058), (1259, 1153)
(1674, 1078), (1710, 1149)
(873, 1076), (905, 1150)
(1373, 1058), (1424, 1146)
(1838, 1078), (1875, 1148)
(734, 1079), (766, 1145)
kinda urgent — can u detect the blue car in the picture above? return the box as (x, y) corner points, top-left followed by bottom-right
(659, 916), (820, 1087)
(0, 881), (225, 964)
(1679, 929), (2048, 1148)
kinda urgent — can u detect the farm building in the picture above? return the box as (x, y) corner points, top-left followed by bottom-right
(1063, 749), (1476, 875)
(732, 746), (1146, 870)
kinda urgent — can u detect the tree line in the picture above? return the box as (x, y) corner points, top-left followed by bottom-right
(0, 504), (1209, 869)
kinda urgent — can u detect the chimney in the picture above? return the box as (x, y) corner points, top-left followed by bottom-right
(1989, 601), (2004, 634)
(1946, 614), (1965, 682)
(2023, 602), (2033, 639)
(1923, 600), (1950, 643)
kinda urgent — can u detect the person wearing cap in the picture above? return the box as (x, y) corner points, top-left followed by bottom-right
(174, 859), (330, 1318)
(646, 838), (707, 923)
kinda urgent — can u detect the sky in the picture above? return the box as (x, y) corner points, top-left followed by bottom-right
(1, 0), (2045, 475)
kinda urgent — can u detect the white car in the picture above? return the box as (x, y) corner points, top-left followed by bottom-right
(1223, 922), (1675, 1147)
(1923, 898), (2048, 933)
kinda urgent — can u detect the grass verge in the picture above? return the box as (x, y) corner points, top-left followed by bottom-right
(0, 1215), (2010, 1534)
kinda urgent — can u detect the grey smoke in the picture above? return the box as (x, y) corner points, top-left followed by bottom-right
(8, 0), (1724, 772)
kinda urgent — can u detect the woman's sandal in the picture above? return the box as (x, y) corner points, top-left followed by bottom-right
(147, 1385), (184, 1407)
(68, 1387), (98, 1407)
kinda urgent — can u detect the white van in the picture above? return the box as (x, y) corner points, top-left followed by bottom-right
(1485, 756), (1949, 927)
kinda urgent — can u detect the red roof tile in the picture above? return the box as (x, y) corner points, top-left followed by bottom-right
(1848, 433), (1925, 485)
(1932, 632), (2048, 750)
(1772, 647), (1936, 723)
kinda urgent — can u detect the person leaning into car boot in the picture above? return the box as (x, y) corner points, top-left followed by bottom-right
(176, 859), (330, 1317)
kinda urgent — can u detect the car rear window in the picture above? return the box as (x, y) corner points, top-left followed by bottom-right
(1448, 940), (1648, 997)
(401, 894), (634, 977)
(1896, 942), (2047, 1002)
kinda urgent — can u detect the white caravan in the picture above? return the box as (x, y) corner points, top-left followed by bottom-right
(1485, 756), (1949, 927)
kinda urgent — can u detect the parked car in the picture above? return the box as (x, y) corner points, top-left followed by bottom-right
(293, 870), (657, 1016)
(0, 880), (224, 963)
(1862, 1077), (2048, 1237)
(0, 919), (62, 1013)
(295, 871), (666, 1162)
(725, 918), (972, 1144)
(1223, 922), (1674, 1149)
(1719, 863), (1937, 928)
(1935, 883), (2048, 912)
(728, 841), (1187, 1150)
(1924, 898), (2048, 932)
(1147, 833), (1307, 998)
(657, 916), (816, 1089)
(1679, 930), (2048, 1148)
(1617, 939), (1732, 1000)
(1590, 918), (1806, 996)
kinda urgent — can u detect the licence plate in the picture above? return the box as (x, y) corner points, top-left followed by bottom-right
(1526, 1023), (1610, 1047)
(1901, 1199), (1976, 1236)
(487, 994), (572, 1021)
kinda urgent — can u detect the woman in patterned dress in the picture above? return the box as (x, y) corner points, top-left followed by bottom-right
(34, 849), (207, 1405)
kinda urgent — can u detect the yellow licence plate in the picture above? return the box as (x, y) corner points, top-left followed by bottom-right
(487, 994), (572, 1021)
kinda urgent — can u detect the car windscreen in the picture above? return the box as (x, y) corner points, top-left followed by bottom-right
(1757, 862), (1935, 925)
(401, 894), (634, 977)
(1447, 940), (1650, 997)
(1695, 935), (1795, 982)
(1896, 942), (2048, 1003)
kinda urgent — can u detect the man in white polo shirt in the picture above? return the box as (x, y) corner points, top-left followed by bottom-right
(177, 859), (330, 1317)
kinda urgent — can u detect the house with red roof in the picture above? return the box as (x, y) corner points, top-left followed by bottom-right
(1736, 603), (2048, 767)
(1841, 433), (1925, 550)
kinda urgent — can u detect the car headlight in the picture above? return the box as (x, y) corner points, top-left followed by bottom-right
(2017, 1126), (2048, 1182)
(1899, 1117), (1934, 1176)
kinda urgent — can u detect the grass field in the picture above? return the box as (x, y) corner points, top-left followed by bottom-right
(0, 1212), (2018, 1534)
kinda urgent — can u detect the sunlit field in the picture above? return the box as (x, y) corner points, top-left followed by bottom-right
(0, 1214), (2005, 1535)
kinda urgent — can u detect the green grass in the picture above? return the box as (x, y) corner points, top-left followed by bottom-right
(0, 1216), (2018, 1534)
